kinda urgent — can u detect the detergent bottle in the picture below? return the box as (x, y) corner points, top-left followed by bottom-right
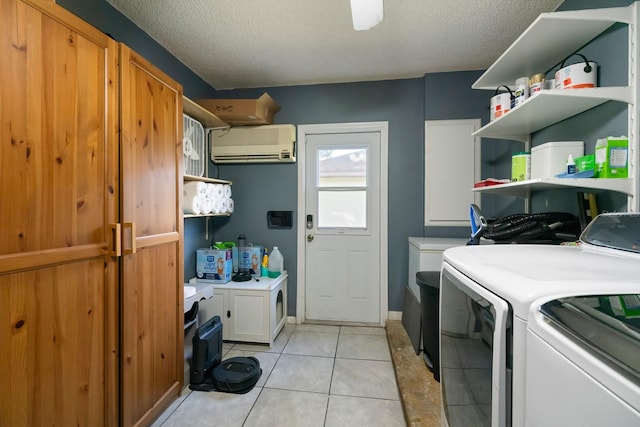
(261, 248), (269, 277)
(268, 246), (283, 278)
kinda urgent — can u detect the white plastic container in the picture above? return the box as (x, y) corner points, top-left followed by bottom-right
(555, 62), (597, 89)
(514, 77), (529, 107)
(529, 73), (545, 95)
(268, 246), (283, 278)
(490, 92), (512, 121)
(531, 141), (584, 179)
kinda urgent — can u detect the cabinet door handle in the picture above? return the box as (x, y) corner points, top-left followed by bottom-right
(109, 223), (122, 257)
(123, 222), (137, 255)
(227, 310), (231, 318)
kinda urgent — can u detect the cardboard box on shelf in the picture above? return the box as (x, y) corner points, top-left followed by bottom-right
(196, 248), (232, 283)
(195, 93), (281, 125)
(595, 136), (628, 178)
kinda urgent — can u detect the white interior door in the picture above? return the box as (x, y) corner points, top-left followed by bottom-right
(304, 130), (381, 323)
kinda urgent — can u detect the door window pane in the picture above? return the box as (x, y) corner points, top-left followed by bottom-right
(318, 148), (367, 187)
(318, 190), (366, 228)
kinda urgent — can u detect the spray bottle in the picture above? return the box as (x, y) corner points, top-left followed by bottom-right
(261, 247), (269, 277)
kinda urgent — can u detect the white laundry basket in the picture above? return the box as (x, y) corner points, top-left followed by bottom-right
(183, 114), (206, 177)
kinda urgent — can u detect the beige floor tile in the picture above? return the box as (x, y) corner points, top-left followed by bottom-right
(340, 325), (386, 336)
(295, 323), (341, 333)
(159, 386), (261, 427)
(283, 330), (338, 357)
(150, 388), (192, 427)
(325, 395), (406, 427)
(336, 333), (391, 361)
(331, 358), (400, 400)
(243, 388), (328, 427)
(265, 354), (334, 393)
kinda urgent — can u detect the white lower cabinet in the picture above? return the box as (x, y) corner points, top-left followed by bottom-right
(192, 273), (287, 346)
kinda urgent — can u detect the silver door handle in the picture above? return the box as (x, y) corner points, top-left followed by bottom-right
(307, 234), (314, 242)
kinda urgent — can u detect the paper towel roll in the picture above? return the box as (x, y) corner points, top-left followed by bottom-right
(213, 184), (224, 197)
(184, 181), (207, 199)
(201, 197), (214, 214)
(212, 198), (224, 215)
(205, 183), (216, 199)
(183, 195), (203, 215)
(220, 198), (229, 214)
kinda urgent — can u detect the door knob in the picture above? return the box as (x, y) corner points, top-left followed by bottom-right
(307, 234), (314, 242)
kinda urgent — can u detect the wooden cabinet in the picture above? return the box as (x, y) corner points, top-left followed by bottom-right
(119, 44), (184, 426)
(0, 0), (119, 424)
(1, 1), (184, 425)
(191, 274), (288, 346)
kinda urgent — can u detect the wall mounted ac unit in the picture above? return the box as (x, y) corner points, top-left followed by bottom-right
(210, 124), (296, 163)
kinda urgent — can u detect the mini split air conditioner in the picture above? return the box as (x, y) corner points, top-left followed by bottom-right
(210, 124), (296, 163)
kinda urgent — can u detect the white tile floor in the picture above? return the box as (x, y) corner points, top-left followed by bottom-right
(153, 323), (406, 427)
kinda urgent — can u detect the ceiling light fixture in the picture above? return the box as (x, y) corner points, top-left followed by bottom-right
(350, 0), (384, 31)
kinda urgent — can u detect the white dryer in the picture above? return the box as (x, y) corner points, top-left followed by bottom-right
(440, 213), (640, 427)
(526, 292), (640, 426)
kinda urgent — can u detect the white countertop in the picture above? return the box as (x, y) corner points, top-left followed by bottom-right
(189, 271), (288, 292)
(184, 281), (215, 313)
(408, 237), (468, 250)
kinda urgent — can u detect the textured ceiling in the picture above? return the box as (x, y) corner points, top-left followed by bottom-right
(106, 0), (563, 90)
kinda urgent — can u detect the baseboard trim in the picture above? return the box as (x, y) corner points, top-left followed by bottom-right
(287, 316), (297, 324)
(388, 311), (402, 321)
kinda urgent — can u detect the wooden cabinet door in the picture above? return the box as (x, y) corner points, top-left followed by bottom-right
(0, 0), (119, 425)
(119, 44), (184, 427)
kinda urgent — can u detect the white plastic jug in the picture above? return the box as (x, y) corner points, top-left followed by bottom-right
(268, 246), (283, 278)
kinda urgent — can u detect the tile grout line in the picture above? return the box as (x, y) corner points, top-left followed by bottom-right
(242, 325), (295, 426)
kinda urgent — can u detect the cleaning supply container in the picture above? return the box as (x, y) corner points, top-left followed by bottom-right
(268, 246), (283, 278)
(595, 136), (629, 178)
(511, 152), (531, 182)
(531, 141), (584, 179)
(514, 77), (529, 107)
(555, 54), (597, 89)
(490, 85), (514, 121)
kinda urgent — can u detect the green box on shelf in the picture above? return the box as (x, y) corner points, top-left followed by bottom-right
(575, 154), (595, 172)
(595, 137), (628, 178)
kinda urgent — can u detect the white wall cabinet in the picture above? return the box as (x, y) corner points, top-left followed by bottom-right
(471, 2), (639, 211)
(424, 119), (481, 226)
(191, 273), (288, 346)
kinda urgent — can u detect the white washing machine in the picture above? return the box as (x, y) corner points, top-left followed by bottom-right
(440, 213), (640, 427)
(525, 293), (640, 426)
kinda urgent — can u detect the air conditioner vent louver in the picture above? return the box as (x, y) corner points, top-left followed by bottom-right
(210, 124), (296, 164)
(183, 114), (206, 176)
